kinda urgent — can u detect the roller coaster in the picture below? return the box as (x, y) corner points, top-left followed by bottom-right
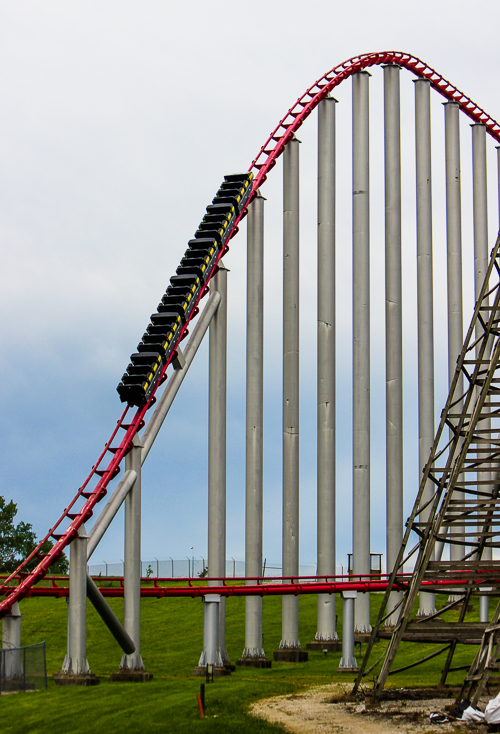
(117, 172), (253, 406)
(3, 51), (500, 690)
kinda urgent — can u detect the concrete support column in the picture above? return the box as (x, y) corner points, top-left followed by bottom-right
(383, 64), (403, 624)
(352, 70), (371, 633)
(472, 124), (491, 623)
(56, 525), (99, 684)
(202, 263), (229, 669)
(112, 434), (151, 680)
(239, 192), (270, 667)
(444, 102), (465, 572)
(200, 595), (223, 669)
(275, 136), (307, 663)
(414, 79), (436, 616)
(311, 95), (340, 651)
(2, 602), (22, 682)
(338, 591), (358, 671)
(66, 526), (89, 674)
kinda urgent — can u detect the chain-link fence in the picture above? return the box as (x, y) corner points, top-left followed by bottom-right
(0, 642), (47, 693)
(87, 558), (244, 578)
(86, 558), (348, 579)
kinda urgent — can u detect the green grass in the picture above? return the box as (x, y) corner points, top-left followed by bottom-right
(0, 590), (481, 732)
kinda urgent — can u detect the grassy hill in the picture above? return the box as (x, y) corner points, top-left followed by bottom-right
(0, 589), (480, 733)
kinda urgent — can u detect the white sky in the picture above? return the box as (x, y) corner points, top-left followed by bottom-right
(1, 0), (500, 571)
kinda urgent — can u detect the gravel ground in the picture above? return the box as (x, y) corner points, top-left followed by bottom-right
(250, 683), (490, 733)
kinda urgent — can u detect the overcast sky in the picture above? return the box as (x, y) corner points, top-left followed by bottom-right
(2, 1), (500, 572)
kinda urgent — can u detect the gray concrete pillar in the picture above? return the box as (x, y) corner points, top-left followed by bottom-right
(414, 79), (436, 616)
(279, 136), (302, 654)
(314, 95), (339, 649)
(384, 64), (403, 624)
(62, 525), (90, 675)
(338, 591), (358, 671)
(2, 602), (22, 681)
(207, 264), (229, 666)
(240, 192), (270, 666)
(444, 102), (465, 572)
(472, 123), (491, 622)
(115, 434), (150, 678)
(352, 70), (371, 633)
(200, 595), (223, 668)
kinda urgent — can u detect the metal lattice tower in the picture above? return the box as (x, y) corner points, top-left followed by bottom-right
(354, 231), (500, 695)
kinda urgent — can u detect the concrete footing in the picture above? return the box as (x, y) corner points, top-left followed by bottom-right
(273, 649), (308, 663)
(236, 657), (272, 668)
(53, 673), (100, 687)
(306, 640), (342, 652)
(190, 665), (231, 677)
(110, 670), (153, 682)
(1, 679), (34, 692)
(354, 632), (372, 644)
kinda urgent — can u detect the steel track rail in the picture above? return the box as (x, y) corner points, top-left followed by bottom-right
(2, 51), (499, 617)
(8, 572), (498, 599)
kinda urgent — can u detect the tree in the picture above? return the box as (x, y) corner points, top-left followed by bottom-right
(0, 495), (68, 575)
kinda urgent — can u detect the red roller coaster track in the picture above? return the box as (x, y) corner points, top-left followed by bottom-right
(2, 51), (500, 617)
(5, 570), (499, 599)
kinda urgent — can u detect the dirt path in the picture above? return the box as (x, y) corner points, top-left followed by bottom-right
(250, 683), (484, 733)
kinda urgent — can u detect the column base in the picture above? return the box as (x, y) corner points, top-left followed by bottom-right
(273, 648), (308, 663)
(53, 672), (100, 687)
(224, 662), (236, 672)
(306, 640), (342, 652)
(110, 670), (153, 682)
(354, 632), (372, 644)
(236, 657), (272, 668)
(337, 666), (359, 673)
(1, 679), (35, 692)
(453, 602), (474, 613)
(190, 665), (231, 677)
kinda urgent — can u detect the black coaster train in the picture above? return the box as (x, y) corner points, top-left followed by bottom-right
(117, 171), (254, 406)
